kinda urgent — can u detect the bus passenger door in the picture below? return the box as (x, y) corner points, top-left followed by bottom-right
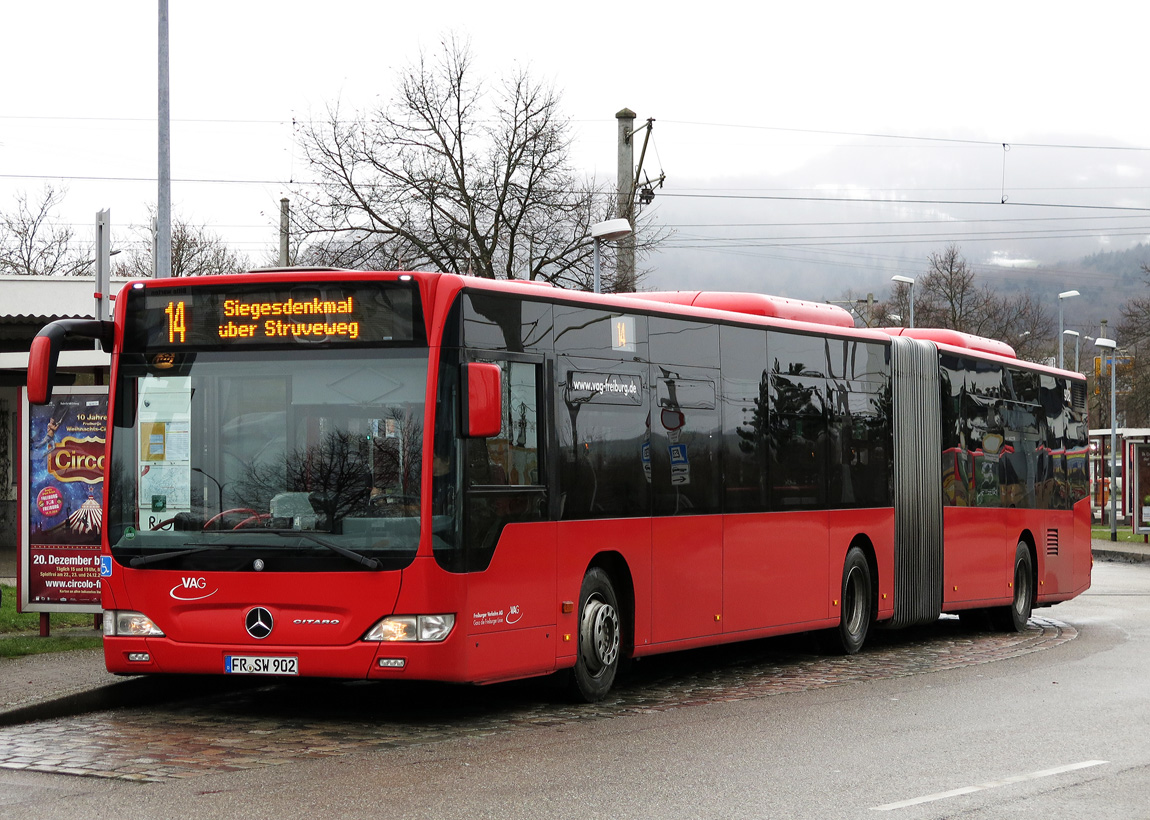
(460, 355), (557, 679)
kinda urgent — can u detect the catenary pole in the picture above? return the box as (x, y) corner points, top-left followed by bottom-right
(157, 0), (172, 278)
(279, 198), (290, 266)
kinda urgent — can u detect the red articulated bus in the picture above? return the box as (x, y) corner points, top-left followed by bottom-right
(26, 270), (1092, 701)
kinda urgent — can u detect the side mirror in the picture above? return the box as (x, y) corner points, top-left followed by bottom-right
(27, 319), (114, 404)
(464, 362), (502, 438)
(27, 333), (59, 404)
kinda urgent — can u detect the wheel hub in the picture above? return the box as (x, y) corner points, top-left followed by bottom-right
(844, 566), (866, 635)
(580, 596), (620, 673)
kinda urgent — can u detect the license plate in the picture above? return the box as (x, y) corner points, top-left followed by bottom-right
(225, 655), (298, 675)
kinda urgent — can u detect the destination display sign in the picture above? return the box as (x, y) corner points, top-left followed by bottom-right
(123, 281), (424, 351)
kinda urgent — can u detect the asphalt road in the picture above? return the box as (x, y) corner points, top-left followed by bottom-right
(1, 560), (1147, 820)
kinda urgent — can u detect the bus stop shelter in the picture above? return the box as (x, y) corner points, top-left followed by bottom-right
(0, 275), (125, 575)
(1090, 427), (1150, 535)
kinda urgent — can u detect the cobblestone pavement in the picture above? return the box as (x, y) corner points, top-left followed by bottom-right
(0, 615), (1075, 782)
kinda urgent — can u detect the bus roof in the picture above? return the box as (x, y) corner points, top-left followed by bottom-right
(880, 326), (1017, 359)
(122, 271), (1082, 380)
(623, 291), (856, 327)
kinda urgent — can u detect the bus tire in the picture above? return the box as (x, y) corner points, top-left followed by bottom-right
(833, 547), (873, 655)
(992, 542), (1033, 632)
(567, 568), (622, 702)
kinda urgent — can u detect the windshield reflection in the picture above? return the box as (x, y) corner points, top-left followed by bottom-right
(109, 349), (427, 571)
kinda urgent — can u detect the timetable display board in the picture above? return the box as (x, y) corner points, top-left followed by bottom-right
(123, 280), (424, 351)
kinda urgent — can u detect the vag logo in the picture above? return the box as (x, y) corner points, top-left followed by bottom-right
(169, 577), (217, 601)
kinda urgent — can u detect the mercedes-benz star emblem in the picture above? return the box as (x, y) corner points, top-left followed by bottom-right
(245, 607), (274, 639)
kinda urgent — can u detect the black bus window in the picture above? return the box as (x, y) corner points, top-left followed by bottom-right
(555, 305), (648, 361)
(649, 316), (719, 369)
(557, 358), (649, 519)
(463, 293), (554, 353)
(720, 325), (769, 513)
(769, 331), (827, 379)
(651, 371), (719, 515)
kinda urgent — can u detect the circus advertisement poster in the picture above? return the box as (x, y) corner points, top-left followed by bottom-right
(20, 386), (107, 613)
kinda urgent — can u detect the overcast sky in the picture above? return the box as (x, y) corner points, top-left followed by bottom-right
(3, 1), (1149, 306)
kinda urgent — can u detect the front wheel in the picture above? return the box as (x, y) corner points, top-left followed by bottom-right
(991, 542), (1033, 632)
(832, 547), (874, 655)
(567, 568), (622, 702)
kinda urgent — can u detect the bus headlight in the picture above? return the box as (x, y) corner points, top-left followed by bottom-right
(103, 610), (165, 637)
(363, 614), (455, 642)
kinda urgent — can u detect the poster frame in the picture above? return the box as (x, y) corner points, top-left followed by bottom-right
(19, 385), (107, 615)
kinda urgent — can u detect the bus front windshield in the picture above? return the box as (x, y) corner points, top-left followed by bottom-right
(109, 348), (428, 572)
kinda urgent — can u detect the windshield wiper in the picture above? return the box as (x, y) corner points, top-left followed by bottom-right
(264, 529), (382, 570)
(128, 543), (232, 568)
(126, 532), (381, 571)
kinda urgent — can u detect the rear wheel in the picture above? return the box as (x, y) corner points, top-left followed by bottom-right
(833, 547), (873, 654)
(567, 568), (622, 702)
(992, 542), (1033, 632)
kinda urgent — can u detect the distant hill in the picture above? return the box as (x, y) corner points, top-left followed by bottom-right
(1062, 243), (1150, 280)
(1050, 245), (1150, 336)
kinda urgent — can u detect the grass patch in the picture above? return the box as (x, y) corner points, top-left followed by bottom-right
(0, 585), (98, 633)
(0, 584), (102, 658)
(0, 634), (103, 659)
(1091, 527), (1148, 544)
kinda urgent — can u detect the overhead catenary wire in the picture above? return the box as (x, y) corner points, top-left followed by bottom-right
(658, 119), (1150, 152)
(7, 112), (1150, 154)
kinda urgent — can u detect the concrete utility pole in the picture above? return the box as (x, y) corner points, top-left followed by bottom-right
(157, 0), (172, 278)
(279, 198), (290, 267)
(858, 292), (875, 327)
(616, 108), (636, 292)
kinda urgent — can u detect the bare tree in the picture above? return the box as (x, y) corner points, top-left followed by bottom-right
(915, 245), (996, 333)
(293, 35), (654, 291)
(874, 245), (1053, 361)
(0, 186), (90, 276)
(114, 209), (249, 278)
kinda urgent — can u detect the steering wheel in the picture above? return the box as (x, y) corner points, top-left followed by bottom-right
(203, 508), (265, 530)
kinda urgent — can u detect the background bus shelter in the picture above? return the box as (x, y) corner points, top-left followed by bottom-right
(0, 275), (124, 580)
(1090, 427), (1150, 534)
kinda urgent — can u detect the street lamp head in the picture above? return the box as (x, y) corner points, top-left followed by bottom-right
(591, 218), (632, 242)
(1063, 329), (1080, 338)
(1058, 289), (1081, 300)
(590, 218), (632, 295)
(1095, 337), (1117, 350)
(890, 275), (915, 285)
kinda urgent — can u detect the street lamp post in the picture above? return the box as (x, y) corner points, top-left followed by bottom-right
(1063, 329), (1081, 371)
(1058, 289), (1080, 369)
(1096, 336), (1118, 542)
(192, 467), (226, 516)
(590, 219), (632, 294)
(891, 275), (915, 328)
